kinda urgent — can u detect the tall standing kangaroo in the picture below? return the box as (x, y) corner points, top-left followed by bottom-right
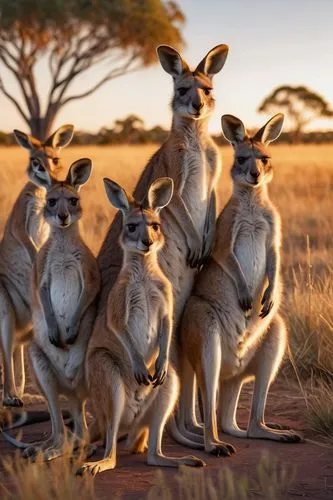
(181, 114), (302, 456)
(97, 45), (228, 444)
(0, 125), (74, 408)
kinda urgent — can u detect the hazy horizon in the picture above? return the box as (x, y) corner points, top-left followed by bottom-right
(1, 0), (332, 135)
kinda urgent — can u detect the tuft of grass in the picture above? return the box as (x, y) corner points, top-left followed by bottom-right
(284, 238), (333, 380)
(305, 381), (333, 444)
(147, 452), (296, 500)
(0, 442), (95, 500)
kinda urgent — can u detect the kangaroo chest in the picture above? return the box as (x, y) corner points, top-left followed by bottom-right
(127, 279), (165, 359)
(233, 209), (269, 295)
(26, 193), (50, 249)
(181, 145), (209, 233)
(49, 252), (82, 331)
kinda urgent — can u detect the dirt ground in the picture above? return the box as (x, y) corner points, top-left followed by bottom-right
(1, 380), (332, 499)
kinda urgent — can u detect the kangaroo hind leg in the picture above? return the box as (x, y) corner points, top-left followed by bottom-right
(177, 356), (204, 443)
(23, 342), (65, 460)
(147, 366), (205, 468)
(78, 350), (125, 475)
(197, 326), (236, 457)
(0, 284), (22, 408)
(247, 315), (302, 443)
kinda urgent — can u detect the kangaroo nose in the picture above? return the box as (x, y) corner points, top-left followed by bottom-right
(58, 213), (69, 223)
(251, 171), (260, 179)
(193, 101), (204, 112)
(142, 238), (153, 248)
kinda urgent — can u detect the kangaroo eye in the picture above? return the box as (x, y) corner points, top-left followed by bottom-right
(31, 158), (42, 170)
(127, 224), (137, 233)
(203, 88), (211, 96)
(48, 198), (57, 207)
(70, 198), (78, 206)
(178, 87), (188, 96)
(52, 157), (59, 166)
(261, 156), (270, 165)
(237, 156), (248, 165)
(152, 223), (160, 232)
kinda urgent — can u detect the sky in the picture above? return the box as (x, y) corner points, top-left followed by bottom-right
(1, 0), (333, 135)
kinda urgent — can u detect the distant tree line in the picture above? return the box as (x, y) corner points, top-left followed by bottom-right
(1, 112), (333, 146)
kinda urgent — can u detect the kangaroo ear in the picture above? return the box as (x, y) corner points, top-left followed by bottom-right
(157, 45), (189, 77)
(253, 114), (284, 145)
(13, 129), (41, 151)
(66, 158), (92, 190)
(148, 177), (174, 213)
(195, 44), (229, 77)
(221, 115), (246, 145)
(44, 124), (74, 149)
(103, 178), (132, 215)
(28, 159), (53, 189)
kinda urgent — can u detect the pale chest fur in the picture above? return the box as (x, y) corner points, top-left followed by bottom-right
(47, 243), (83, 334)
(127, 276), (167, 361)
(26, 189), (50, 249)
(33, 233), (96, 389)
(180, 140), (216, 233)
(233, 204), (270, 297)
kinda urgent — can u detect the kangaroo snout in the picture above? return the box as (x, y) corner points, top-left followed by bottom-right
(58, 212), (69, 225)
(142, 238), (153, 247)
(250, 170), (260, 180)
(192, 101), (204, 112)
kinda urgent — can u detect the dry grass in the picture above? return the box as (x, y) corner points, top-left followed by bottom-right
(305, 381), (333, 444)
(0, 449), (293, 500)
(148, 452), (295, 500)
(0, 443), (95, 500)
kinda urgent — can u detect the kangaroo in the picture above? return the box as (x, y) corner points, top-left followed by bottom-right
(180, 113), (302, 456)
(78, 177), (205, 475)
(97, 44), (228, 445)
(5, 158), (100, 461)
(0, 125), (74, 408)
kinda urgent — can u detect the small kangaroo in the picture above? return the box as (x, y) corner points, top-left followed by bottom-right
(0, 125), (74, 408)
(97, 44), (228, 446)
(79, 177), (205, 475)
(8, 158), (100, 461)
(181, 113), (302, 456)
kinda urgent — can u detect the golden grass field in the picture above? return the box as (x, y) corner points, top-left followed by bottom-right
(0, 144), (332, 498)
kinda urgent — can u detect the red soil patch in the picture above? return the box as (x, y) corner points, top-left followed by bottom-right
(1, 380), (332, 499)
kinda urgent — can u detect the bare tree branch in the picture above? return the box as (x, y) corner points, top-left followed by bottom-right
(61, 58), (140, 106)
(0, 0), (185, 138)
(0, 43), (19, 66)
(0, 51), (35, 116)
(0, 75), (29, 124)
